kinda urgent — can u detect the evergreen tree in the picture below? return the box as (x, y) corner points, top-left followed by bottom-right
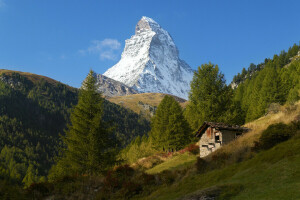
(185, 63), (230, 130)
(50, 70), (115, 177)
(150, 96), (191, 151)
(22, 164), (38, 188)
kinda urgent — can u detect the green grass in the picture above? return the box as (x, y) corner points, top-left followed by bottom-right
(137, 135), (300, 200)
(146, 153), (197, 174)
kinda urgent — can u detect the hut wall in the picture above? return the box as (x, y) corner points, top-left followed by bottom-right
(199, 128), (222, 157)
(199, 129), (240, 157)
(221, 130), (238, 144)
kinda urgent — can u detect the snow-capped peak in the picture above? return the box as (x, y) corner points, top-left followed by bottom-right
(103, 16), (194, 99)
(135, 16), (160, 34)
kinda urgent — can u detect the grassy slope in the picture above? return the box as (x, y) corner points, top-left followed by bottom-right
(136, 101), (300, 199)
(146, 153), (197, 174)
(107, 93), (187, 119)
(140, 136), (300, 200)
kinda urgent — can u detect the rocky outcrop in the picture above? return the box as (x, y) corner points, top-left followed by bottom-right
(96, 74), (138, 97)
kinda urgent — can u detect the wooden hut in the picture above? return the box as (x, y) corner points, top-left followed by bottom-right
(195, 122), (249, 157)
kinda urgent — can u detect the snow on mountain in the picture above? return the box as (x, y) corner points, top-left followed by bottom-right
(102, 16), (194, 100)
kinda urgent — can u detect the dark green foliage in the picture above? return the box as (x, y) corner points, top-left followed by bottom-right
(0, 71), (150, 185)
(186, 63), (227, 130)
(186, 63), (244, 130)
(99, 165), (157, 199)
(186, 143), (199, 155)
(102, 100), (150, 147)
(102, 165), (136, 193)
(150, 95), (191, 151)
(120, 134), (157, 164)
(196, 157), (208, 173)
(0, 73), (76, 185)
(0, 180), (30, 200)
(258, 123), (294, 150)
(50, 70), (117, 176)
(233, 43), (300, 122)
(159, 170), (176, 185)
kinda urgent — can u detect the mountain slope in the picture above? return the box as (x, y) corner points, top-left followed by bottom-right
(103, 16), (194, 100)
(23, 101), (300, 199)
(0, 69), (150, 183)
(107, 93), (187, 119)
(141, 135), (300, 200)
(136, 101), (300, 199)
(96, 74), (138, 97)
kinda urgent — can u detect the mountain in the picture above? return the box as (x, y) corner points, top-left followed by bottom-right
(96, 74), (138, 97)
(0, 69), (150, 183)
(103, 16), (194, 100)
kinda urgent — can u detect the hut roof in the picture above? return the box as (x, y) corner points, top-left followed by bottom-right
(195, 122), (250, 137)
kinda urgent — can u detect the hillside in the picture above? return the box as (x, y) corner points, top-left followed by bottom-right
(133, 101), (300, 199)
(0, 69), (64, 86)
(0, 70), (150, 184)
(140, 134), (300, 200)
(231, 44), (300, 122)
(17, 101), (299, 200)
(107, 93), (187, 119)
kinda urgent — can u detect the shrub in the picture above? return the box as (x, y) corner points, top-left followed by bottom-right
(196, 157), (207, 173)
(26, 182), (53, 198)
(258, 123), (292, 150)
(187, 144), (199, 155)
(159, 170), (176, 185)
(267, 103), (281, 114)
(211, 152), (230, 166)
(113, 164), (135, 182)
(119, 181), (142, 199)
(137, 173), (156, 186)
(101, 164), (135, 194)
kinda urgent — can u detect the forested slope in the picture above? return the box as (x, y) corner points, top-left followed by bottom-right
(232, 43), (300, 122)
(0, 70), (150, 185)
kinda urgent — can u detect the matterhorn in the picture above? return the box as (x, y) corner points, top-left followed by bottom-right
(102, 16), (194, 99)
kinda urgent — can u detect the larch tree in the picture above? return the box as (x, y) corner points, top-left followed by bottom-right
(185, 63), (230, 131)
(150, 95), (191, 151)
(49, 70), (116, 178)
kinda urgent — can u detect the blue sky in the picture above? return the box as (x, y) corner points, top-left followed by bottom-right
(0, 0), (300, 87)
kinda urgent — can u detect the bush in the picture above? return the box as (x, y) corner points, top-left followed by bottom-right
(119, 181), (142, 199)
(159, 170), (176, 185)
(137, 173), (156, 186)
(102, 164), (135, 193)
(259, 123), (292, 150)
(211, 152), (230, 167)
(187, 144), (199, 155)
(267, 103), (281, 114)
(196, 157), (207, 173)
(26, 182), (53, 198)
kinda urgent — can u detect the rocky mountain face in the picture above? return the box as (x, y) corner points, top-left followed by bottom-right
(96, 74), (138, 97)
(102, 16), (194, 100)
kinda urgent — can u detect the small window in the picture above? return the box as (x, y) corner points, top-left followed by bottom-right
(215, 135), (220, 141)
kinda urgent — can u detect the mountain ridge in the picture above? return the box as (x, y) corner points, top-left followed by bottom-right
(96, 74), (138, 97)
(103, 16), (194, 99)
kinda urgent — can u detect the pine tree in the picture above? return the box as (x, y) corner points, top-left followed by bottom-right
(185, 63), (229, 130)
(150, 95), (191, 151)
(49, 70), (115, 177)
(22, 164), (38, 188)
